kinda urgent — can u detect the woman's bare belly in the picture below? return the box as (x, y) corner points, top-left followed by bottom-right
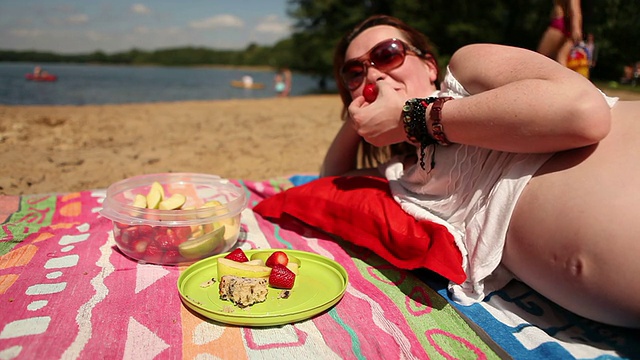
(504, 101), (640, 327)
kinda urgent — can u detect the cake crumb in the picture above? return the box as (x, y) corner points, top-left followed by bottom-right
(185, 295), (203, 306)
(200, 278), (216, 288)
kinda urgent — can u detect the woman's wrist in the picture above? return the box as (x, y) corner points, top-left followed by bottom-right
(401, 96), (455, 170)
(427, 97), (454, 146)
(402, 97), (437, 169)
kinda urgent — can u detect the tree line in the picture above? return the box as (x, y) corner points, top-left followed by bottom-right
(2, 0), (638, 83)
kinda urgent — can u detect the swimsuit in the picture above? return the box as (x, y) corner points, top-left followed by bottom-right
(550, 16), (571, 37)
(382, 67), (618, 305)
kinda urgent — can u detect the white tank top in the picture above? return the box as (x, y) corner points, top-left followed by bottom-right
(383, 67), (618, 304)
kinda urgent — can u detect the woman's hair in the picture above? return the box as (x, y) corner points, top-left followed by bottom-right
(332, 14), (439, 168)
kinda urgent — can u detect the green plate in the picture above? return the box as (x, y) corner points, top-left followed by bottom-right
(177, 249), (348, 327)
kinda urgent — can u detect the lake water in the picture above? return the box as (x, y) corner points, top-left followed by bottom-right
(0, 62), (334, 105)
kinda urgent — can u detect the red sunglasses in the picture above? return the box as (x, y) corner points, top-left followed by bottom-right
(341, 38), (424, 91)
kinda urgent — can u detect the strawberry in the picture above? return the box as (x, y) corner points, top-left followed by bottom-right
(269, 264), (296, 289)
(154, 234), (179, 252)
(130, 239), (149, 254)
(163, 249), (181, 263)
(173, 226), (192, 242)
(120, 225), (152, 245)
(144, 245), (164, 263)
(115, 221), (130, 230)
(225, 248), (249, 262)
(265, 251), (289, 267)
(363, 83), (378, 102)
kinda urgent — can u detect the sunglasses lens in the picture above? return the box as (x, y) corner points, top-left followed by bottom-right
(342, 61), (365, 90)
(370, 40), (405, 70)
(341, 39), (410, 90)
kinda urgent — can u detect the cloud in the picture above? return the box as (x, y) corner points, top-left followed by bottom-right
(86, 30), (109, 42)
(131, 4), (151, 15)
(254, 15), (290, 35)
(9, 28), (47, 38)
(65, 14), (89, 24)
(133, 26), (182, 36)
(189, 14), (243, 29)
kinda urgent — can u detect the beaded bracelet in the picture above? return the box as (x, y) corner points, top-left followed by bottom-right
(429, 96), (454, 146)
(402, 97), (438, 170)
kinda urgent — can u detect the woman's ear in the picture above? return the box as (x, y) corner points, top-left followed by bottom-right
(425, 58), (439, 84)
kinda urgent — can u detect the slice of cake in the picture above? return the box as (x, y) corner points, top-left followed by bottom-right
(219, 275), (268, 308)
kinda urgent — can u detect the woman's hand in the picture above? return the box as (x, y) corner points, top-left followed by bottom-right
(348, 81), (408, 147)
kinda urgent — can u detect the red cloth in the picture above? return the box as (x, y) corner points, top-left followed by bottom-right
(253, 176), (466, 284)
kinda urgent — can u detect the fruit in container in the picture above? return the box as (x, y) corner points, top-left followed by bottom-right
(178, 226), (225, 259)
(158, 193), (186, 210)
(198, 200), (226, 218)
(101, 173), (248, 265)
(146, 182), (165, 209)
(132, 194), (147, 208)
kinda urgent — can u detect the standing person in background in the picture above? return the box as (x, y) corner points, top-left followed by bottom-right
(274, 68), (292, 97)
(537, 0), (583, 67)
(274, 71), (286, 96)
(585, 33), (597, 71)
(282, 68), (292, 97)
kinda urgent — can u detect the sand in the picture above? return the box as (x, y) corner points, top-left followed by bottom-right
(2, 89), (639, 196)
(0, 95), (343, 195)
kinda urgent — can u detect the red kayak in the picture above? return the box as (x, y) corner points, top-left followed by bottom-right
(25, 73), (58, 82)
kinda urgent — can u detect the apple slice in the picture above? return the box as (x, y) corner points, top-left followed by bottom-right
(159, 193), (186, 210)
(146, 187), (163, 209)
(132, 194), (147, 208)
(151, 181), (165, 198)
(217, 257), (271, 280)
(212, 217), (240, 243)
(286, 262), (299, 275)
(178, 226), (225, 259)
(198, 200), (227, 218)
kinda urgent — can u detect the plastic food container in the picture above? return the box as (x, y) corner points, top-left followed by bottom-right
(101, 173), (247, 265)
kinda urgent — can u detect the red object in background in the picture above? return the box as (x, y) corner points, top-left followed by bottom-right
(363, 83), (378, 102)
(25, 73), (58, 82)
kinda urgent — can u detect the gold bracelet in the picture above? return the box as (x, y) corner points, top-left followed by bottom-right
(429, 97), (454, 146)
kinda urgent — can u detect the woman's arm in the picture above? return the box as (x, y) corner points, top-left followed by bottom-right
(319, 120), (362, 177)
(441, 43), (610, 153)
(568, 0), (583, 44)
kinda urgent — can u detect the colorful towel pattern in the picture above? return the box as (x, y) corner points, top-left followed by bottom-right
(0, 178), (499, 359)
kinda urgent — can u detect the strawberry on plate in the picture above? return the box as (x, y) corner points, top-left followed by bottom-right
(225, 248), (249, 262)
(265, 251), (289, 267)
(269, 264), (296, 289)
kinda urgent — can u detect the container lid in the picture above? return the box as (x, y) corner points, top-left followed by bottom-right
(100, 173), (247, 226)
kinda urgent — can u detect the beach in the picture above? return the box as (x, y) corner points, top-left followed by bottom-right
(2, 89), (639, 196)
(0, 95), (343, 195)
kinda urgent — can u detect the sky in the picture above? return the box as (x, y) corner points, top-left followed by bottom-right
(0, 0), (294, 54)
